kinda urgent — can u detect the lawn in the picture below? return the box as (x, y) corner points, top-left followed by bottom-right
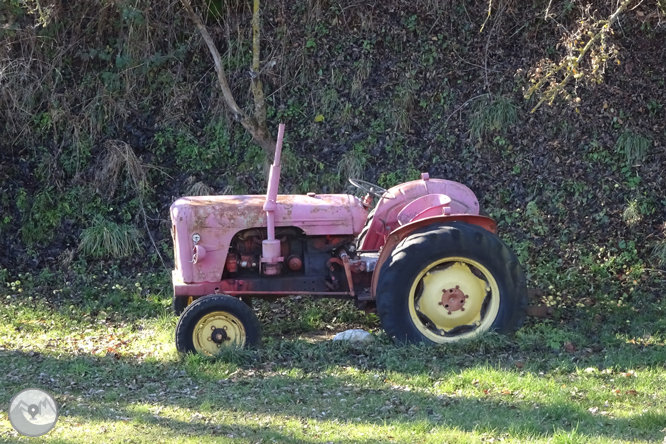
(1, 272), (666, 443)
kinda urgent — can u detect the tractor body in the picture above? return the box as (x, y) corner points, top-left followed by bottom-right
(170, 177), (491, 302)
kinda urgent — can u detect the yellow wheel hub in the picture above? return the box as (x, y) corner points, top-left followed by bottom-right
(192, 311), (246, 355)
(409, 258), (500, 343)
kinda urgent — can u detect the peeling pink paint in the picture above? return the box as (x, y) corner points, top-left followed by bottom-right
(171, 194), (368, 283)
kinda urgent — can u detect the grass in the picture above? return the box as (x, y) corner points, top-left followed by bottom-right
(652, 239), (666, 268)
(184, 179), (216, 197)
(79, 216), (144, 259)
(469, 96), (518, 142)
(616, 131), (651, 165)
(337, 149), (368, 183)
(94, 140), (147, 199)
(622, 200), (642, 226)
(2, 271), (666, 443)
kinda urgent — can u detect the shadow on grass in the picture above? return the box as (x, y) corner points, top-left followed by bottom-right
(1, 344), (665, 443)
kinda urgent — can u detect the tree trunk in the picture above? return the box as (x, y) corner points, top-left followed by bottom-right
(180, 0), (276, 160)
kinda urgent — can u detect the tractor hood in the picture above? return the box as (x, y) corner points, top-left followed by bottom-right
(170, 194), (367, 283)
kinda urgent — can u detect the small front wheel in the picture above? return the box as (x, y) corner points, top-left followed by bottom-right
(175, 295), (261, 355)
(376, 222), (527, 344)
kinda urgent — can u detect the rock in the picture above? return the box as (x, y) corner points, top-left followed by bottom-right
(333, 329), (375, 344)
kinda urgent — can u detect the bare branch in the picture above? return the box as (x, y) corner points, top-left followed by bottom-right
(180, 0), (245, 118)
(480, 0), (493, 32)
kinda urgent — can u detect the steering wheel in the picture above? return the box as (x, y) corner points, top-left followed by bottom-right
(348, 178), (391, 199)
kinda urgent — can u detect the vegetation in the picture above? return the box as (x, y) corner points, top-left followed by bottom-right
(616, 131), (652, 165)
(79, 216), (143, 259)
(469, 96), (518, 142)
(2, 272), (666, 442)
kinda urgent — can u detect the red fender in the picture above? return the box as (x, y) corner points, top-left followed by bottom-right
(369, 214), (497, 300)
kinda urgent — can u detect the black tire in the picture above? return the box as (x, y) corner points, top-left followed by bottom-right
(175, 295), (261, 354)
(172, 296), (193, 316)
(376, 221), (527, 344)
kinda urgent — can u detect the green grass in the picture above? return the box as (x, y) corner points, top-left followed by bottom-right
(622, 200), (642, 226)
(2, 270), (666, 443)
(652, 239), (666, 268)
(616, 131), (651, 165)
(79, 216), (144, 259)
(469, 96), (518, 142)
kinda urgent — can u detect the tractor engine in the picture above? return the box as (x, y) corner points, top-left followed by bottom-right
(223, 228), (372, 295)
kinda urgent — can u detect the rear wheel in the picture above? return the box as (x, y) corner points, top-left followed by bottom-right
(175, 295), (261, 354)
(376, 222), (526, 344)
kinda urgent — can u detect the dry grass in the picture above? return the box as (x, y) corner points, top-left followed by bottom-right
(351, 58), (372, 93)
(185, 180), (216, 196)
(337, 150), (367, 183)
(57, 248), (75, 270)
(94, 140), (147, 198)
(652, 239), (666, 268)
(622, 200), (641, 226)
(391, 81), (417, 132)
(0, 0), (199, 154)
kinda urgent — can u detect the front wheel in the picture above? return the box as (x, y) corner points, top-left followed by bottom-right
(376, 222), (527, 344)
(172, 296), (194, 316)
(175, 295), (261, 355)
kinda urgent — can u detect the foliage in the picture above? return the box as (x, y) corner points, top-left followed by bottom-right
(652, 239), (666, 268)
(17, 187), (72, 245)
(615, 131), (651, 165)
(79, 216), (143, 259)
(469, 96), (518, 141)
(153, 121), (234, 175)
(337, 149), (367, 182)
(524, 0), (631, 111)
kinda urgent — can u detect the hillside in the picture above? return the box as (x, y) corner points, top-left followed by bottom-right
(1, 0), (665, 321)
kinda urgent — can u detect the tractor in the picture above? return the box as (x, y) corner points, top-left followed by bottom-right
(170, 124), (527, 355)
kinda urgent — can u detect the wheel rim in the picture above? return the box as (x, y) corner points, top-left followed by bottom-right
(408, 257), (500, 343)
(192, 311), (246, 355)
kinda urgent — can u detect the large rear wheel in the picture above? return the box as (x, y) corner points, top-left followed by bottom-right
(175, 295), (261, 354)
(376, 222), (527, 344)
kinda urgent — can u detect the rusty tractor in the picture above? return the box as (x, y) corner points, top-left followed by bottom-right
(171, 124), (527, 355)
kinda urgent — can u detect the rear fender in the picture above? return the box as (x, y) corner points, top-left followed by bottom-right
(369, 214), (496, 300)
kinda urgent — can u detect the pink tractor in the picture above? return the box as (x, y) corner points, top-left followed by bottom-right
(170, 124), (527, 355)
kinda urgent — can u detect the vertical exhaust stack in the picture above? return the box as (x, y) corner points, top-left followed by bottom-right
(261, 123), (285, 275)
